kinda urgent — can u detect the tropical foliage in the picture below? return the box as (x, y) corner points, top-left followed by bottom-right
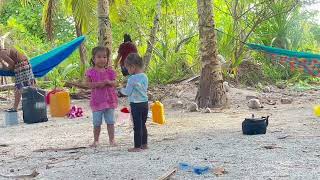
(0, 0), (319, 87)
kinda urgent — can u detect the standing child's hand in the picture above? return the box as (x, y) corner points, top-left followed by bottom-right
(105, 80), (117, 87)
(104, 80), (110, 85)
(96, 82), (106, 88)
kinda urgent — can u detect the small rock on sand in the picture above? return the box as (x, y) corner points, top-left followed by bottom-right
(276, 82), (286, 89)
(248, 99), (262, 109)
(263, 86), (271, 93)
(171, 101), (184, 109)
(204, 108), (212, 113)
(187, 102), (198, 112)
(223, 82), (230, 92)
(246, 95), (259, 101)
(281, 98), (293, 104)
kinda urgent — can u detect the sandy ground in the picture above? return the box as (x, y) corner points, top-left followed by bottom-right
(0, 83), (319, 180)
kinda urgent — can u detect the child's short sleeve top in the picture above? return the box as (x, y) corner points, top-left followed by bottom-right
(86, 68), (118, 111)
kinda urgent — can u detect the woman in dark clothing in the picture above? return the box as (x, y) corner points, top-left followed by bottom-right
(114, 34), (138, 76)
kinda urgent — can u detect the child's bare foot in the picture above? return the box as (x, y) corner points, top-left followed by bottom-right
(141, 144), (148, 150)
(128, 148), (142, 152)
(110, 141), (117, 147)
(90, 141), (99, 148)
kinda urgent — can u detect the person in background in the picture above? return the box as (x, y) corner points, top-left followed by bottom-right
(114, 34), (138, 77)
(0, 47), (35, 112)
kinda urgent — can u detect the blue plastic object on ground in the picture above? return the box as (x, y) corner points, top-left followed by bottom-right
(178, 162), (210, 175)
(193, 166), (210, 175)
(179, 163), (192, 171)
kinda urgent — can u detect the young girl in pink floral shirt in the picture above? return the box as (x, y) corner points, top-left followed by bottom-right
(86, 47), (118, 147)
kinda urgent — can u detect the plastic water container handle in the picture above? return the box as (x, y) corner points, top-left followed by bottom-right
(265, 116), (269, 127)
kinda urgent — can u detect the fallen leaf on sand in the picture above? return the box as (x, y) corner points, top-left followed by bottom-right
(33, 146), (87, 152)
(162, 137), (175, 141)
(270, 130), (282, 133)
(158, 168), (177, 180)
(263, 145), (282, 149)
(278, 135), (290, 139)
(0, 169), (39, 179)
(213, 167), (227, 176)
(265, 100), (276, 105)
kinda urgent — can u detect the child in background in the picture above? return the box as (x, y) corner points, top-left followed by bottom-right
(86, 47), (118, 147)
(121, 53), (149, 152)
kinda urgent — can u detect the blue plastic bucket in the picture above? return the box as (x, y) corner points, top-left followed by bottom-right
(5, 111), (19, 126)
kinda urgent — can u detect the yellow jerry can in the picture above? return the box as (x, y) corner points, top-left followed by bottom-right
(151, 101), (165, 124)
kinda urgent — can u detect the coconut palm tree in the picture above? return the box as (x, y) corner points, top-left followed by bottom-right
(97, 0), (112, 58)
(196, 0), (228, 108)
(20, 0), (96, 76)
(63, 0), (96, 73)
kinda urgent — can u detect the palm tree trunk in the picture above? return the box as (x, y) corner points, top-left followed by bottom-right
(195, 0), (228, 108)
(42, 0), (57, 41)
(143, 0), (162, 70)
(75, 21), (87, 77)
(98, 0), (112, 57)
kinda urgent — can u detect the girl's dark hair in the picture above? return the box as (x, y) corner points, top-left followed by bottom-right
(125, 53), (144, 69)
(90, 46), (110, 66)
(124, 34), (132, 43)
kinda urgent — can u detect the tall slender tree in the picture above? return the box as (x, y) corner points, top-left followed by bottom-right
(143, 0), (162, 70)
(98, 0), (112, 58)
(196, 0), (227, 108)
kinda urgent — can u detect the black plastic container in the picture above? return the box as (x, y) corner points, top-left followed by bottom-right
(22, 87), (48, 124)
(242, 115), (269, 135)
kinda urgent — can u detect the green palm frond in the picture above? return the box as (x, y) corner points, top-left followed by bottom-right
(64, 0), (97, 33)
(0, 0), (6, 10)
(20, 0), (45, 6)
(20, 0), (95, 39)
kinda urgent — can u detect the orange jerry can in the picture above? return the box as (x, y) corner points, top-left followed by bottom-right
(49, 91), (71, 117)
(151, 101), (165, 124)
